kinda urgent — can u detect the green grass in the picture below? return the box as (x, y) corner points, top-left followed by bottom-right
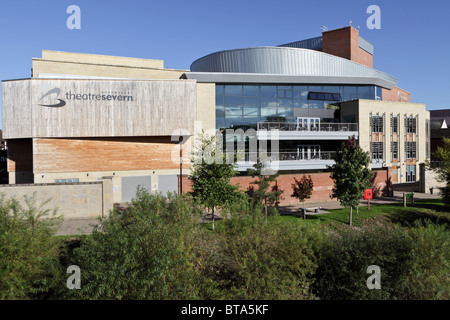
(278, 199), (449, 229)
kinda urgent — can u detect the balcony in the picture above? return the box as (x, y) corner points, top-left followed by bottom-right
(236, 151), (337, 171)
(256, 122), (359, 141)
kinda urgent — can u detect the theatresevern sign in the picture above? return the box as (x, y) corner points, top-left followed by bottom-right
(65, 91), (134, 102)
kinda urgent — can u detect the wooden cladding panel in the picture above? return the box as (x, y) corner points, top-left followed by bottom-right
(33, 137), (189, 173)
(3, 79), (197, 139)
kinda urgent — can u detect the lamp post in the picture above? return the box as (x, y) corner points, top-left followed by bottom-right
(179, 136), (183, 195)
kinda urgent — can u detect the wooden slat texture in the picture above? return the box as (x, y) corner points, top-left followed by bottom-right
(33, 137), (190, 173)
(2, 79), (197, 139)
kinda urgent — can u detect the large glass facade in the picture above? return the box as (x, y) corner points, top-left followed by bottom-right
(216, 84), (382, 130)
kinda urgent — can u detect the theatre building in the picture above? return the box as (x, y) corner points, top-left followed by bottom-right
(2, 26), (430, 204)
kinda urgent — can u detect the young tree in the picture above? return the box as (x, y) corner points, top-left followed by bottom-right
(427, 137), (450, 205)
(189, 131), (245, 230)
(247, 159), (283, 223)
(329, 136), (373, 226)
(291, 175), (314, 219)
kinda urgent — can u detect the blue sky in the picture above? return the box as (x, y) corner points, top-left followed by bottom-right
(1, 0), (449, 128)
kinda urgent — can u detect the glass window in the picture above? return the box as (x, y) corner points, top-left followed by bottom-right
(277, 85), (293, 90)
(293, 86), (308, 100)
(294, 101), (309, 108)
(277, 107), (293, 118)
(261, 106), (277, 118)
(343, 86), (357, 101)
(406, 141), (416, 159)
(278, 98), (293, 108)
(216, 95), (224, 105)
(225, 106), (243, 127)
(225, 95), (242, 105)
(261, 98), (277, 108)
(316, 93), (325, 100)
(358, 86), (372, 99)
(323, 86), (338, 93)
(371, 115), (383, 133)
(215, 85), (224, 96)
(406, 165), (416, 182)
(406, 117), (417, 133)
(285, 90), (293, 99)
(243, 96), (260, 107)
(324, 93), (333, 100)
(332, 93), (342, 101)
(391, 142), (398, 160)
(261, 86), (277, 98)
(308, 85), (323, 92)
(225, 85), (242, 96)
(243, 85), (260, 97)
(277, 90), (286, 98)
(308, 92), (318, 100)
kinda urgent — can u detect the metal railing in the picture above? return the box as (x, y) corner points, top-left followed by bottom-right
(257, 122), (358, 132)
(240, 151), (337, 162)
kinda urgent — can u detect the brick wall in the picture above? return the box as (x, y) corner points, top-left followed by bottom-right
(382, 87), (411, 102)
(322, 26), (373, 68)
(181, 169), (391, 206)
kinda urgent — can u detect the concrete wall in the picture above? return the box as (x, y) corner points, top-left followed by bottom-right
(0, 177), (113, 219)
(32, 50), (186, 80)
(34, 168), (190, 203)
(420, 165), (447, 194)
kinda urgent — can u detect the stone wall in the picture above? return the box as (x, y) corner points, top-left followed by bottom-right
(0, 177), (113, 219)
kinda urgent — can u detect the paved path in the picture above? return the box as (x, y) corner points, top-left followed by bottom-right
(55, 191), (442, 236)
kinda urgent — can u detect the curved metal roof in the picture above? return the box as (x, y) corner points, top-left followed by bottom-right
(188, 47), (397, 89)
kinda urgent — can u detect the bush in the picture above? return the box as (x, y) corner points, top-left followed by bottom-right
(406, 220), (450, 299)
(311, 225), (413, 300)
(63, 188), (216, 300)
(206, 211), (322, 299)
(0, 193), (62, 299)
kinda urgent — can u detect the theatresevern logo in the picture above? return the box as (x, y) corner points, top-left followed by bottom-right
(37, 87), (66, 108)
(65, 91), (134, 102)
(36, 85), (134, 108)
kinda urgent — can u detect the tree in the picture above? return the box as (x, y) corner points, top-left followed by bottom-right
(247, 159), (284, 223)
(427, 137), (450, 205)
(329, 136), (373, 226)
(189, 131), (245, 230)
(291, 175), (314, 219)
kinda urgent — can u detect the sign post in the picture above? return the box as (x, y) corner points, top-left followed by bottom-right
(364, 189), (373, 210)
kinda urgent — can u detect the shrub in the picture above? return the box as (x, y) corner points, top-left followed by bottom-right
(0, 193), (62, 299)
(311, 224), (413, 300)
(207, 212), (322, 300)
(63, 189), (215, 300)
(406, 220), (450, 299)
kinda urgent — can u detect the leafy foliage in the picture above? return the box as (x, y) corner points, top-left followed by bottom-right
(247, 159), (283, 216)
(329, 136), (373, 224)
(205, 212), (322, 300)
(64, 189), (214, 300)
(291, 175), (314, 205)
(0, 193), (62, 299)
(428, 137), (450, 205)
(189, 131), (246, 229)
